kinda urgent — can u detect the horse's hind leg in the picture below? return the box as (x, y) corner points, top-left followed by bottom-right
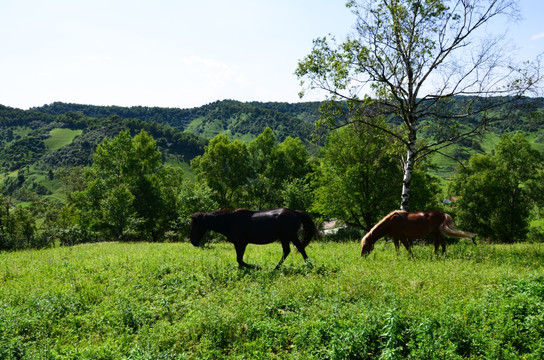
(275, 240), (291, 270)
(432, 232), (440, 254)
(440, 234), (446, 254)
(433, 230), (446, 254)
(291, 236), (311, 266)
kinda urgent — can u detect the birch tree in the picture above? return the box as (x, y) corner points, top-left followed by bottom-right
(297, 0), (542, 210)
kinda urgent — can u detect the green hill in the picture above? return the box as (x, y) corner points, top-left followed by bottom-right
(0, 105), (207, 202)
(2, 97), (543, 203)
(31, 100), (322, 142)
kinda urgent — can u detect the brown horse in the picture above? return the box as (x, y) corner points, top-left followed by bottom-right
(361, 210), (476, 256)
(190, 208), (316, 269)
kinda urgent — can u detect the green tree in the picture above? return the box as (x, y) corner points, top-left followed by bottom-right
(450, 133), (544, 242)
(281, 177), (314, 213)
(71, 130), (137, 240)
(276, 136), (311, 181)
(313, 120), (403, 229)
(71, 129), (177, 241)
(314, 119), (440, 230)
(100, 184), (137, 240)
(191, 129), (312, 211)
(191, 134), (251, 208)
(130, 130), (164, 240)
(0, 198), (39, 251)
(247, 128), (311, 209)
(297, 0), (542, 211)
(247, 127), (281, 209)
(175, 181), (219, 238)
(155, 166), (187, 239)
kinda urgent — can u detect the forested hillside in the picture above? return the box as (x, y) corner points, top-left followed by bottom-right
(0, 106), (206, 170)
(1, 97), (544, 251)
(32, 100), (321, 142)
(0, 104), (207, 204)
(3, 97), (544, 178)
(2, 97), (544, 198)
(0, 100), (324, 208)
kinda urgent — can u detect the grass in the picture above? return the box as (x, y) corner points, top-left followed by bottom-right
(44, 128), (83, 151)
(1, 240), (544, 359)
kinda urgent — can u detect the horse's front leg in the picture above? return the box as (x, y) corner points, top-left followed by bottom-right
(234, 241), (254, 269)
(275, 240), (291, 270)
(393, 238), (400, 253)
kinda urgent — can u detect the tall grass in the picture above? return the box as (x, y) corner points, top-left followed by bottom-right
(1, 241), (544, 359)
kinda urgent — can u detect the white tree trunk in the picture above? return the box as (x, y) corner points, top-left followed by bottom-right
(400, 132), (417, 211)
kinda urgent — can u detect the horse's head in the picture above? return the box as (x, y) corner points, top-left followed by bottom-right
(361, 232), (375, 256)
(190, 212), (207, 246)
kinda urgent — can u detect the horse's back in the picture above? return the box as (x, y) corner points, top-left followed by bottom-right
(237, 208), (298, 243)
(251, 208), (301, 229)
(393, 211), (446, 238)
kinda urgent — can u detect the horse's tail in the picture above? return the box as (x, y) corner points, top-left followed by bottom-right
(296, 210), (317, 248)
(439, 213), (476, 239)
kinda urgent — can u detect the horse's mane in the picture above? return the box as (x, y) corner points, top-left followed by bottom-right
(367, 210), (407, 235)
(214, 209), (236, 214)
(213, 208), (249, 214)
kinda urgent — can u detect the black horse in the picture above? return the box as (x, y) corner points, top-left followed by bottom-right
(190, 208), (316, 269)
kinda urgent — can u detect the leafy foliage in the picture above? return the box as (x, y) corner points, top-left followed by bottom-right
(191, 128), (312, 210)
(247, 128), (312, 210)
(191, 134), (252, 208)
(69, 130), (185, 242)
(0, 193), (55, 251)
(450, 133), (544, 242)
(313, 120), (442, 230)
(32, 100), (320, 142)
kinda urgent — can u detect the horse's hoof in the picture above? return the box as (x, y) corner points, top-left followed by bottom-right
(242, 264), (260, 270)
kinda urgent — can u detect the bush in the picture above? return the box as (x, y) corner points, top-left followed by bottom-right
(527, 226), (544, 243)
(450, 134), (544, 242)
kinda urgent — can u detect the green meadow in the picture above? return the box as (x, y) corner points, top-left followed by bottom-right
(1, 240), (544, 359)
(44, 128), (83, 152)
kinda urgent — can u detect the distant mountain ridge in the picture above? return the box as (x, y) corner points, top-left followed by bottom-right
(0, 105), (207, 171)
(0, 100), (323, 201)
(1, 97), (543, 203)
(31, 100), (322, 142)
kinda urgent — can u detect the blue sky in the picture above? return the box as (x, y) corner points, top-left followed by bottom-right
(1, 0), (542, 110)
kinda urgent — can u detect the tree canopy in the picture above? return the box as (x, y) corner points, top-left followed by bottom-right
(191, 128), (312, 210)
(297, 0), (543, 210)
(450, 133), (544, 242)
(314, 118), (441, 230)
(70, 130), (181, 242)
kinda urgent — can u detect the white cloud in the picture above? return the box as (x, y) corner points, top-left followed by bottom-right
(182, 55), (251, 93)
(183, 56), (235, 85)
(183, 55), (229, 70)
(531, 33), (544, 41)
